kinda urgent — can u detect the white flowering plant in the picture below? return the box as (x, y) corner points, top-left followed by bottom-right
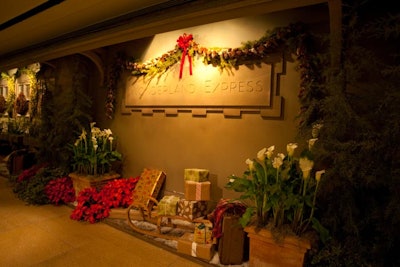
(70, 122), (122, 176)
(226, 135), (326, 237)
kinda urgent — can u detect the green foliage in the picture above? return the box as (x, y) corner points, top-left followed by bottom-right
(226, 142), (328, 239)
(304, 0), (400, 265)
(36, 56), (92, 170)
(124, 23), (313, 78)
(70, 123), (122, 175)
(1, 72), (16, 115)
(7, 117), (29, 135)
(12, 167), (67, 205)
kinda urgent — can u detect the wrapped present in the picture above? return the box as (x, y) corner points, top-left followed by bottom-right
(184, 181), (211, 201)
(157, 195), (180, 216)
(177, 232), (215, 261)
(177, 199), (208, 220)
(184, 168), (209, 182)
(193, 220), (213, 244)
(132, 169), (166, 211)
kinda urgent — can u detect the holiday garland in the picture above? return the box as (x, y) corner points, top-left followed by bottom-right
(106, 22), (322, 127)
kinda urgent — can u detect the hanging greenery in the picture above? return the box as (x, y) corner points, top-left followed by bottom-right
(19, 67), (39, 118)
(1, 72), (15, 116)
(1, 67), (40, 118)
(106, 22), (323, 120)
(0, 95), (6, 114)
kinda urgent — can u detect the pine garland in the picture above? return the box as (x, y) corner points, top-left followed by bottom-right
(106, 22), (322, 120)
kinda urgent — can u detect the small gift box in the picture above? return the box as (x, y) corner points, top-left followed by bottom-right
(177, 232), (214, 260)
(177, 199), (208, 220)
(184, 181), (211, 201)
(194, 220), (213, 244)
(184, 168), (209, 182)
(157, 195), (180, 216)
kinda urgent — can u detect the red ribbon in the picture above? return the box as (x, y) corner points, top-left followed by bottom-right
(177, 33), (193, 79)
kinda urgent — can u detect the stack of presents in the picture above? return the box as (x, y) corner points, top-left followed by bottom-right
(156, 168), (248, 264)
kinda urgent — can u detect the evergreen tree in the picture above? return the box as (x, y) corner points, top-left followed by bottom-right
(308, 1), (400, 265)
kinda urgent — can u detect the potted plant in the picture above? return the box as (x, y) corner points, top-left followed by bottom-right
(225, 126), (327, 267)
(69, 122), (122, 197)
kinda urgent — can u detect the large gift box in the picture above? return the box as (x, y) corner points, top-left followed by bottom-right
(184, 181), (211, 201)
(177, 232), (214, 261)
(177, 199), (208, 220)
(184, 168), (209, 182)
(193, 220), (213, 244)
(157, 195), (180, 216)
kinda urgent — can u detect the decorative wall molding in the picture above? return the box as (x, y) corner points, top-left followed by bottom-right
(122, 56), (286, 118)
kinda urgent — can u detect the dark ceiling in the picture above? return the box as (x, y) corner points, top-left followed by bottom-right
(0, 0), (328, 71)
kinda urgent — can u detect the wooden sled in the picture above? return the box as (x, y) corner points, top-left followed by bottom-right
(126, 168), (195, 241)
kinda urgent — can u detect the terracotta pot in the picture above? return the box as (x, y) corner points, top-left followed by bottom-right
(244, 226), (311, 267)
(69, 172), (120, 197)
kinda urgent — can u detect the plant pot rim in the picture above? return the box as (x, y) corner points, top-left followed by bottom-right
(69, 172), (120, 180)
(244, 225), (311, 250)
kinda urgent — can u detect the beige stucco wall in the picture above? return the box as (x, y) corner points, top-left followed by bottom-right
(92, 6), (328, 204)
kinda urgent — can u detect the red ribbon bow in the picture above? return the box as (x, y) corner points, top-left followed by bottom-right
(177, 33), (193, 79)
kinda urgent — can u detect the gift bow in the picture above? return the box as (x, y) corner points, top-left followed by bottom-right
(177, 33), (193, 79)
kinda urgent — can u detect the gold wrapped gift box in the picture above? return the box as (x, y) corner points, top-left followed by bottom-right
(184, 168), (209, 182)
(193, 220), (213, 244)
(177, 232), (215, 261)
(184, 181), (211, 201)
(177, 199), (208, 220)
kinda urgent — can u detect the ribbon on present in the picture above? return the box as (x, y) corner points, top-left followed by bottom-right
(196, 183), (202, 200)
(177, 33), (193, 79)
(191, 242), (197, 257)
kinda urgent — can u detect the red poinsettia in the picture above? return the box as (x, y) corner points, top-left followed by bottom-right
(70, 176), (139, 223)
(45, 176), (76, 205)
(70, 187), (106, 223)
(17, 163), (47, 183)
(99, 176), (139, 208)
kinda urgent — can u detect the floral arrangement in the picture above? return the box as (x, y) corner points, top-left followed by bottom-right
(70, 122), (122, 176)
(105, 22), (319, 119)
(226, 127), (326, 237)
(99, 177), (139, 208)
(124, 24), (306, 77)
(70, 177), (139, 223)
(16, 163), (46, 183)
(12, 165), (67, 205)
(70, 187), (106, 223)
(45, 176), (76, 205)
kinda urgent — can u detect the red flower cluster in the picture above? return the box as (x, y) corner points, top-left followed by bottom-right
(17, 163), (46, 182)
(70, 188), (105, 223)
(45, 176), (76, 205)
(99, 177), (139, 208)
(70, 177), (139, 223)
